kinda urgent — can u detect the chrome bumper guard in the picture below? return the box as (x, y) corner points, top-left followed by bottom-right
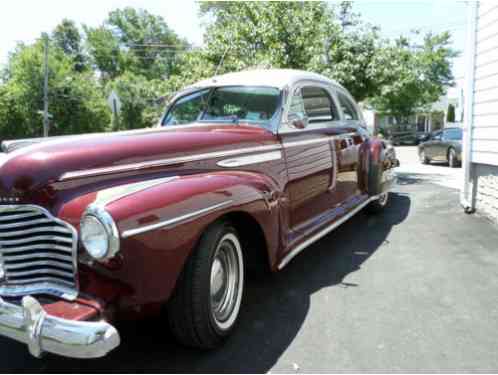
(0, 296), (120, 358)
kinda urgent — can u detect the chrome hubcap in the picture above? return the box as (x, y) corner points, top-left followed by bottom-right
(378, 192), (389, 206)
(210, 233), (243, 330)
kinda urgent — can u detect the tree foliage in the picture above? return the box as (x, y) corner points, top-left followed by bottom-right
(0, 3), (457, 140)
(86, 7), (188, 81)
(369, 32), (458, 121)
(201, 2), (337, 71)
(52, 19), (88, 72)
(0, 39), (109, 139)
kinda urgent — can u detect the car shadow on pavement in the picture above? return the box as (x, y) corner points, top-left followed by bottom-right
(396, 172), (458, 187)
(396, 173), (446, 185)
(0, 193), (411, 373)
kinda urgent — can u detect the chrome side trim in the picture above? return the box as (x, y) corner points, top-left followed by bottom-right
(59, 134), (356, 181)
(0, 296), (120, 359)
(277, 195), (380, 270)
(59, 145), (282, 181)
(122, 201), (232, 238)
(217, 151), (282, 167)
(93, 176), (178, 207)
(282, 138), (330, 148)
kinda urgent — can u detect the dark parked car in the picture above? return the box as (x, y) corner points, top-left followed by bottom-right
(418, 127), (462, 168)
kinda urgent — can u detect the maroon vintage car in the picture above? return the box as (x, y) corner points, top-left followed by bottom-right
(0, 69), (397, 359)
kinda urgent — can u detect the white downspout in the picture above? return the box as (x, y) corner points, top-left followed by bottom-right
(461, 1), (478, 213)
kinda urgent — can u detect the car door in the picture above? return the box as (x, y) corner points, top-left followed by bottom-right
(426, 131), (442, 159)
(433, 131), (446, 160)
(279, 83), (341, 235)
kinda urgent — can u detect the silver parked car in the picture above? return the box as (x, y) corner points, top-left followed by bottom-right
(418, 127), (462, 168)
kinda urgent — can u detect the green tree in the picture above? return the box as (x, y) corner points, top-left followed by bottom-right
(52, 19), (88, 72)
(85, 25), (124, 80)
(85, 7), (187, 81)
(369, 32), (457, 122)
(0, 39), (110, 140)
(107, 72), (171, 130)
(200, 1), (386, 101)
(201, 2), (337, 71)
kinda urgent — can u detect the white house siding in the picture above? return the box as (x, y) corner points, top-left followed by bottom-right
(472, 3), (498, 166)
(475, 164), (498, 221)
(462, 2), (498, 224)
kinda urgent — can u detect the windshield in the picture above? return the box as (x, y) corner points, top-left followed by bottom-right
(163, 86), (281, 128)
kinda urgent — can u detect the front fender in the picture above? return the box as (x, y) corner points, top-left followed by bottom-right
(60, 172), (280, 307)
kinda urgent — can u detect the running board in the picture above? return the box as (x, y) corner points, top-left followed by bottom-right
(277, 195), (380, 270)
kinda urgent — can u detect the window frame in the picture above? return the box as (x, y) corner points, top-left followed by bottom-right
(335, 90), (361, 122)
(162, 88), (211, 126)
(161, 85), (284, 131)
(280, 80), (342, 133)
(431, 130), (443, 141)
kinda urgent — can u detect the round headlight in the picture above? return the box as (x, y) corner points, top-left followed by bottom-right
(81, 215), (109, 259)
(80, 205), (120, 261)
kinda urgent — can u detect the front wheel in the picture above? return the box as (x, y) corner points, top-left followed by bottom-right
(167, 221), (244, 349)
(448, 148), (459, 168)
(420, 149), (430, 164)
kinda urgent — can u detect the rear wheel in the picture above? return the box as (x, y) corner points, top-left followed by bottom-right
(167, 221), (244, 349)
(448, 148), (459, 168)
(366, 192), (389, 214)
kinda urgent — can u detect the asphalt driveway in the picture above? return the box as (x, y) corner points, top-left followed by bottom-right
(1, 149), (498, 372)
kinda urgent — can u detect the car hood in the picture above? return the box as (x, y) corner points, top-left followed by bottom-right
(0, 124), (277, 198)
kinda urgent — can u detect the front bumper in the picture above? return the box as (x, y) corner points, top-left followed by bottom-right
(0, 296), (120, 359)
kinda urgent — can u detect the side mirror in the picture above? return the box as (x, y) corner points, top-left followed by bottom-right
(288, 113), (309, 129)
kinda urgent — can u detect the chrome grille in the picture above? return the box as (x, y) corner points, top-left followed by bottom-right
(0, 205), (78, 300)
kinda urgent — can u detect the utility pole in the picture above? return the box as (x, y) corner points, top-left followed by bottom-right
(42, 33), (49, 137)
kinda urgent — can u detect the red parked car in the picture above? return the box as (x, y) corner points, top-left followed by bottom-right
(0, 69), (398, 359)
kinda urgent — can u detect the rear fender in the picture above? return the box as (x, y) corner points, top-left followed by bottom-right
(359, 138), (397, 196)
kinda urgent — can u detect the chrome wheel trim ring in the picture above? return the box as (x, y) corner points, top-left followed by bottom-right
(449, 149), (455, 165)
(378, 192), (389, 206)
(209, 233), (244, 331)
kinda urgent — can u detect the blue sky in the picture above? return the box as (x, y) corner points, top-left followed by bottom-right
(0, 0), (468, 90)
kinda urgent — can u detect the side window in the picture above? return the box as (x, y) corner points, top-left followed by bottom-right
(443, 128), (462, 140)
(163, 89), (210, 126)
(432, 131), (442, 141)
(337, 92), (359, 121)
(288, 88), (307, 120)
(300, 86), (338, 123)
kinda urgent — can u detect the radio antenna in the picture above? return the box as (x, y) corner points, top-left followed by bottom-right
(214, 43), (231, 77)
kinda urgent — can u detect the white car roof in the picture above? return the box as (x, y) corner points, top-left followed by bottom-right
(188, 69), (345, 91)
